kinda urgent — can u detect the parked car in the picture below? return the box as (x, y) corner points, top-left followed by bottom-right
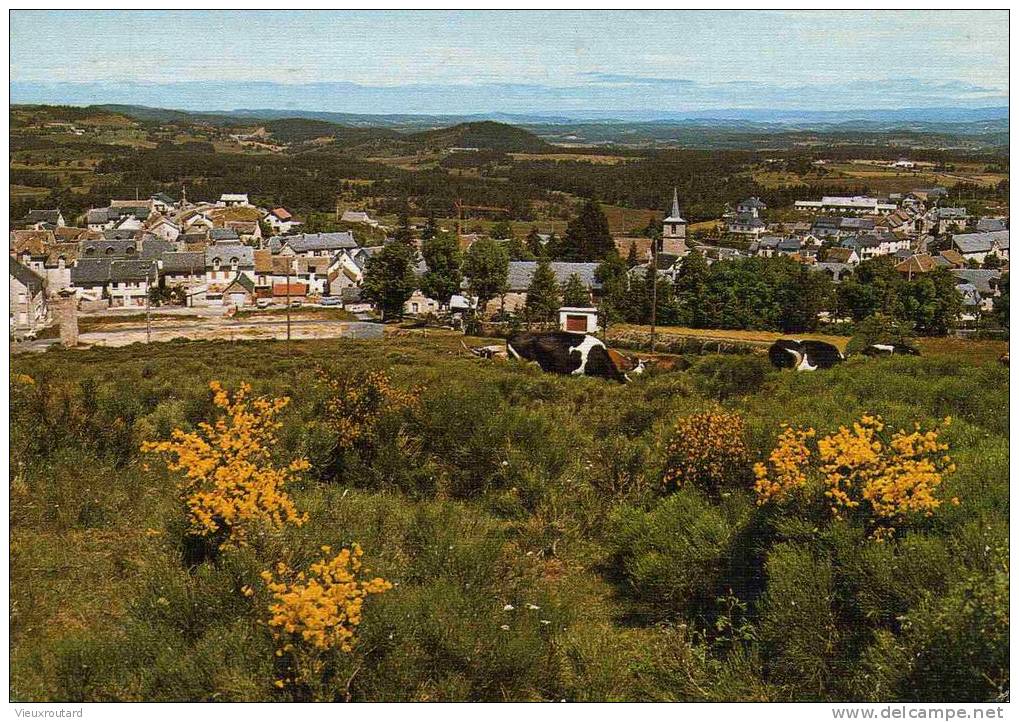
(319, 297), (342, 306)
(256, 298), (272, 309)
(290, 300), (303, 308)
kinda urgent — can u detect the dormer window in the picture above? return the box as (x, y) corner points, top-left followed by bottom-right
(127, 246), (136, 254)
(85, 246), (95, 255)
(212, 257), (222, 270)
(105, 246), (115, 255)
(230, 257), (239, 270)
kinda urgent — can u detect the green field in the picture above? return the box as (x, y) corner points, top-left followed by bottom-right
(9, 334), (1008, 701)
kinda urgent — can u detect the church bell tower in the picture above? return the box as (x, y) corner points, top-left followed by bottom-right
(662, 187), (688, 256)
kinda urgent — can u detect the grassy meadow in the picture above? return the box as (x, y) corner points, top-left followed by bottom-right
(9, 334), (1009, 701)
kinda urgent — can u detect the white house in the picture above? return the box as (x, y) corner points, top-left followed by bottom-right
(267, 207), (301, 234)
(10, 258), (49, 334)
(218, 193), (251, 207)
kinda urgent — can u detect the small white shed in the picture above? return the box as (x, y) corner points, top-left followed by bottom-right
(558, 306), (600, 334)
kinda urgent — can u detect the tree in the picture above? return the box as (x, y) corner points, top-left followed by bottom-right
(421, 208), (438, 241)
(778, 267), (833, 333)
(503, 236), (535, 261)
(846, 312), (914, 355)
(674, 250), (709, 326)
(361, 242), (417, 321)
(490, 219), (514, 240)
(595, 252), (629, 334)
(559, 199), (614, 261)
(983, 254), (1004, 270)
(463, 238), (509, 313)
(901, 268), (962, 336)
(525, 258), (560, 322)
(525, 227), (545, 258)
(420, 233), (463, 308)
(394, 200), (414, 245)
(562, 273), (591, 307)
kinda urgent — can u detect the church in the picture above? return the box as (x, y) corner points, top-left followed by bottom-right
(661, 187), (689, 257)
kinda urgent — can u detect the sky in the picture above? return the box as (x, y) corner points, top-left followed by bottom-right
(9, 10), (1010, 115)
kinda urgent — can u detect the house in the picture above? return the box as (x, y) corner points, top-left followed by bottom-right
(205, 241), (256, 302)
(894, 254), (938, 279)
(891, 158), (916, 169)
(150, 193), (177, 214)
(253, 250), (294, 296)
(404, 289), (441, 316)
(487, 261), (601, 315)
(221, 274), (256, 307)
(728, 212), (767, 237)
(736, 197), (767, 217)
(339, 210), (379, 228)
(952, 230), (1009, 263)
(267, 207), (302, 234)
(821, 247), (860, 265)
(976, 217), (1008, 233)
(226, 220), (261, 244)
(147, 216), (182, 243)
(18, 209), (65, 229)
(951, 269), (1002, 313)
(69, 258), (113, 302)
(10, 257), (49, 334)
(935, 207), (970, 235)
(936, 249), (966, 269)
(270, 232), (358, 257)
(53, 226), (96, 244)
(812, 262), (853, 283)
(841, 231), (910, 260)
(42, 243), (79, 294)
(160, 251), (206, 296)
(210, 227), (241, 243)
(795, 196), (897, 215)
(107, 260), (158, 307)
(218, 193), (251, 207)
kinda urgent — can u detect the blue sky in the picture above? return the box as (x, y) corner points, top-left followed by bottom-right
(9, 10), (1009, 114)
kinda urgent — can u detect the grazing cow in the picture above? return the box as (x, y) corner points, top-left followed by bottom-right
(505, 331), (644, 382)
(861, 343), (921, 357)
(768, 339), (844, 371)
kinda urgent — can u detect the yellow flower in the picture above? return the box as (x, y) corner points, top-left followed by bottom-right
(141, 381), (308, 550)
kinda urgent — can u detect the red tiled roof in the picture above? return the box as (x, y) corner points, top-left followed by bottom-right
(272, 208), (292, 221)
(272, 282), (308, 297)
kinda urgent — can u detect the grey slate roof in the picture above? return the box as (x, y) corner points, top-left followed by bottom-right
(506, 261), (600, 291)
(102, 228), (141, 240)
(976, 218), (1007, 233)
(79, 238), (139, 257)
(71, 258), (113, 287)
(10, 257), (45, 293)
(950, 269), (1001, 295)
(110, 260), (157, 282)
(160, 251), (205, 274)
(205, 241), (254, 269)
(20, 209), (61, 225)
(210, 228), (240, 242)
(953, 231), (1009, 254)
(937, 207), (969, 219)
(140, 236), (176, 259)
(269, 232), (357, 254)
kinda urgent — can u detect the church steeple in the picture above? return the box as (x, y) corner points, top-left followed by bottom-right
(662, 187), (688, 256)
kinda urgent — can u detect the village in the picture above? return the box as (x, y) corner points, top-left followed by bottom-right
(9, 181), (1010, 347)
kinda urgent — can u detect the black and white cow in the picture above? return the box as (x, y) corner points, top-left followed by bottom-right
(861, 343), (921, 357)
(504, 331), (645, 382)
(768, 339), (844, 371)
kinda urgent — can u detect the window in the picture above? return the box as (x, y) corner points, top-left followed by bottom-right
(212, 257), (221, 270)
(105, 247), (115, 255)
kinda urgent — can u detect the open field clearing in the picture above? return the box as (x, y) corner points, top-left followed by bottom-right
(9, 333), (1008, 701)
(508, 153), (637, 165)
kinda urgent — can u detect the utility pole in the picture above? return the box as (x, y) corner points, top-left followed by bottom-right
(649, 238), (658, 353)
(146, 263), (152, 343)
(286, 261), (292, 352)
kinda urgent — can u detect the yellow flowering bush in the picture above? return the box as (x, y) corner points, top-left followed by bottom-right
(753, 425), (815, 504)
(262, 544), (392, 689)
(142, 380), (308, 549)
(663, 408), (749, 494)
(318, 368), (420, 453)
(755, 414), (957, 539)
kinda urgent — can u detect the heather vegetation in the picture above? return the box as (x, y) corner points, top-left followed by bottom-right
(10, 334), (1008, 701)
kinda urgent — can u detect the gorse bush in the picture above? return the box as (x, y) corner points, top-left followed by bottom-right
(260, 545), (392, 695)
(663, 408), (750, 495)
(142, 381), (309, 552)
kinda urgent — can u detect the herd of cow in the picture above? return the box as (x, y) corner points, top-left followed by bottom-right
(464, 331), (921, 383)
